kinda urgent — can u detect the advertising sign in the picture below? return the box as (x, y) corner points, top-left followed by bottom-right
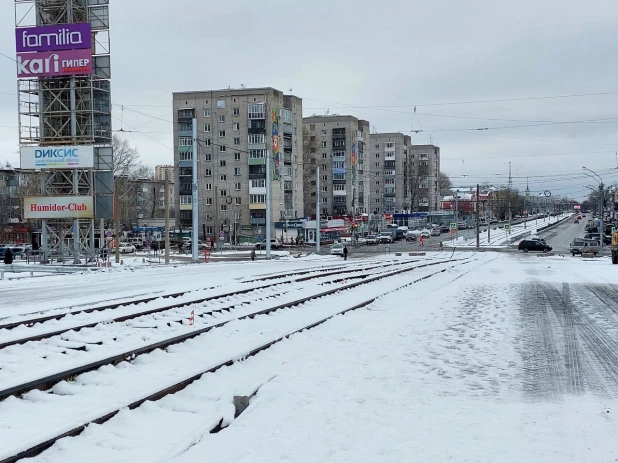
(16, 23), (92, 53)
(20, 145), (94, 169)
(17, 49), (92, 78)
(24, 196), (94, 219)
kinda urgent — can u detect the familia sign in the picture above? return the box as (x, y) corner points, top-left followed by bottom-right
(24, 196), (94, 219)
(20, 145), (94, 169)
(16, 22), (92, 78)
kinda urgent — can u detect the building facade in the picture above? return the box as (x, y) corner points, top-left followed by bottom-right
(369, 133), (412, 214)
(155, 165), (174, 181)
(172, 87), (304, 243)
(302, 115), (370, 218)
(409, 144), (441, 211)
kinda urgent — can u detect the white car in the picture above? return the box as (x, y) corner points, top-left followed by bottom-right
(330, 243), (344, 256)
(420, 229), (431, 238)
(118, 242), (136, 254)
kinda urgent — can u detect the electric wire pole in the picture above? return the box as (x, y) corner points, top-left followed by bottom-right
(316, 166), (320, 253)
(475, 184), (480, 248)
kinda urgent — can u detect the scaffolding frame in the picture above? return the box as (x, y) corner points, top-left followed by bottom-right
(15, 0), (112, 264)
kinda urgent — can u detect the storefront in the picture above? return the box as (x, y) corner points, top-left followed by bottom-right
(0, 224), (33, 245)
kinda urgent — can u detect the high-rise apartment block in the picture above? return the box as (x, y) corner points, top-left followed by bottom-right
(409, 144), (441, 211)
(172, 88), (303, 242)
(154, 165), (174, 181)
(303, 116), (370, 217)
(369, 133), (412, 214)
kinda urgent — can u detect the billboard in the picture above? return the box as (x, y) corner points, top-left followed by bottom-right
(24, 196), (94, 219)
(17, 49), (92, 78)
(20, 145), (94, 169)
(16, 23), (92, 53)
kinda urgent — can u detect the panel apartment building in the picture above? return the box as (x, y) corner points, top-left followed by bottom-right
(302, 115), (370, 217)
(172, 88), (304, 242)
(409, 144), (441, 211)
(369, 133), (412, 214)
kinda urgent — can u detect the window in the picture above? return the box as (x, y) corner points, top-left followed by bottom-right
(248, 134), (265, 144)
(205, 183), (213, 190)
(233, 108), (240, 116)
(321, 175), (327, 181)
(285, 167), (292, 176)
(249, 149), (265, 159)
(234, 152), (241, 160)
(180, 182), (192, 191)
(234, 168), (241, 176)
(234, 197), (242, 205)
(321, 141), (327, 148)
(234, 182), (242, 190)
(309, 124), (315, 130)
(219, 145), (226, 152)
(385, 178), (395, 184)
(310, 158), (316, 164)
(375, 180), (380, 185)
(251, 179), (266, 188)
(205, 198), (213, 205)
(333, 140), (345, 147)
(178, 137), (192, 146)
(333, 161), (345, 169)
(375, 162), (380, 168)
(333, 173), (345, 180)
(205, 168), (212, 176)
(322, 197), (328, 203)
(220, 175), (227, 181)
(204, 153), (211, 161)
(219, 130), (226, 137)
(321, 164), (327, 170)
(217, 100), (225, 108)
(375, 198), (380, 204)
(234, 137), (240, 145)
(375, 144), (380, 149)
(248, 103), (265, 119)
(322, 152), (327, 159)
(180, 195), (192, 205)
(204, 124), (211, 133)
(203, 139), (211, 146)
(220, 160), (226, 167)
(179, 152), (192, 161)
(375, 153), (380, 159)
(233, 122), (240, 131)
(250, 194), (266, 203)
(220, 189), (227, 196)
(385, 142), (395, 149)
(333, 151), (345, 157)
(220, 204), (227, 211)
(321, 185), (328, 192)
(203, 109), (211, 117)
(205, 226), (213, 234)
(334, 184), (346, 191)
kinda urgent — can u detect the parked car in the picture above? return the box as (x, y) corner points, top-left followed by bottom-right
(378, 231), (394, 243)
(440, 226), (450, 233)
(255, 238), (281, 250)
(570, 239), (599, 256)
(405, 231), (418, 242)
(574, 219), (580, 224)
(420, 229), (431, 239)
(365, 235), (379, 245)
(330, 243), (344, 256)
(518, 239), (552, 253)
(118, 242), (136, 254)
(431, 227), (441, 236)
(183, 239), (208, 250)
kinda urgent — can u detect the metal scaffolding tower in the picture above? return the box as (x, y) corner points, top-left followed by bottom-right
(15, 0), (113, 263)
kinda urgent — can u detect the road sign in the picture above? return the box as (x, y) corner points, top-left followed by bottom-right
(451, 229), (456, 234)
(105, 231), (112, 237)
(257, 235), (263, 242)
(219, 231), (225, 239)
(449, 222), (457, 230)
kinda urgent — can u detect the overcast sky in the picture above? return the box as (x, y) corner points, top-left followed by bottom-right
(3, 0), (618, 200)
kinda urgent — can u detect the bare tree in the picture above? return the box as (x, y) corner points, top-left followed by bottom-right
(438, 171), (453, 197)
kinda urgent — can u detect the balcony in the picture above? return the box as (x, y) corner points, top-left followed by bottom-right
(179, 204), (192, 211)
(249, 203), (267, 210)
(248, 121), (266, 134)
(384, 154), (396, 161)
(384, 161), (396, 169)
(249, 186), (266, 195)
(384, 192), (396, 198)
(177, 130), (192, 137)
(249, 171), (266, 180)
(332, 167), (345, 175)
(333, 190), (347, 196)
(384, 170), (396, 177)
(250, 218), (266, 225)
(249, 157), (266, 166)
(283, 122), (293, 134)
(284, 153), (292, 165)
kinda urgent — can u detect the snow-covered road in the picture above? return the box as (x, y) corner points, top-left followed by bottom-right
(3, 251), (618, 462)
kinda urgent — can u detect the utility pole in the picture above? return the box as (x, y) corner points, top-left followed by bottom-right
(475, 184), (480, 248)
(265, 150), (271, 259)
(316, 166), (321, 253)
(164, 171), (170, 264)
(114, 188), (121, 264)
(600, 183), (604, 249)
(507, 161), (512, 231)
(454, 189), (458, 240)
(191, 117), (199, 262)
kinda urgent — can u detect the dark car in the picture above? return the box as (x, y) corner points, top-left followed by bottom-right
(440, 226), (450, 233)
(518, 239), (552, 253)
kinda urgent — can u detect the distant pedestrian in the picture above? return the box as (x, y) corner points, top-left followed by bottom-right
(419, 235), (424, 247)
(3, 247), (13, 265)
(439, 241), (443, 251)
(178, 241), (183, 254)
(251, 249), (256, 261)
(343, 245), (348, 260)
(211, 240), (215, 251)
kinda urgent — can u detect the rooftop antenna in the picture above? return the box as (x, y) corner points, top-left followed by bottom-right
(429, 134), (433, 144)
(461, 159), (468, 177)
(411, 106), (424, 134)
